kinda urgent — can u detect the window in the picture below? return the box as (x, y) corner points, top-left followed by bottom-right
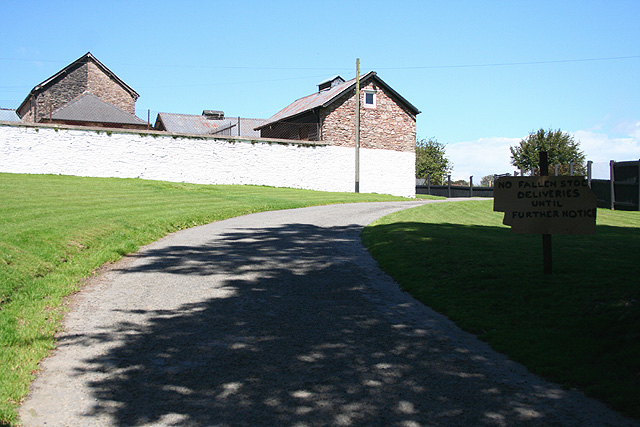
(363, 89), (376, 109)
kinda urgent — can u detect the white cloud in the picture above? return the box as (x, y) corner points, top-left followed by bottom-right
(445, 126), (640, 182)
(574, 130), (640, 161)
(614, 120), (640, 140)
(573, 129), (640, 178)
(446, 136), (522, 181)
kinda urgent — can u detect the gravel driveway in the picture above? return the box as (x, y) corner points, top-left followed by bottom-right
(19, 201), (638, 427)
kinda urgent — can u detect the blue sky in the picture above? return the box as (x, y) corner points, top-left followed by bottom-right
(1, 0), (638, 180)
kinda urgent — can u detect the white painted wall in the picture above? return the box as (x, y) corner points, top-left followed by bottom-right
(0, 123), (415, 197)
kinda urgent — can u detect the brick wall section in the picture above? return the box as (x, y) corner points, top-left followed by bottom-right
(87, 62), (136, 114)
(320, 81), (416, 152)
(21, 60), (136, 122)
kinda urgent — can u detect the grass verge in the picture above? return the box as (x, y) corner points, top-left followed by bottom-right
(361, 199), (640, 419)
(414, 194), (446, 200)
(0, 173), (407, 425)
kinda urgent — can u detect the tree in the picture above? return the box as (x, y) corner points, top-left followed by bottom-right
(415, 137), (452, 185)
(510, 128), (586, 176)
(480, 174), (495, 187)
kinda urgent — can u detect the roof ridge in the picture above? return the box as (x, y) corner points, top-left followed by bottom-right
(257, 71), (418, 130)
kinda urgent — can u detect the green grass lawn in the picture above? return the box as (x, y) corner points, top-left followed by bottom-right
(0, 173), (407, 425)
(361, 200), (640, 419)
(414, 194), (445, 200)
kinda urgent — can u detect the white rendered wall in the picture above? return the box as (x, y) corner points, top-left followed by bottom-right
(0, 124), (415, 197)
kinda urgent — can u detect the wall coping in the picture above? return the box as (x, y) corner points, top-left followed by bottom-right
(0, 120), (329, 148)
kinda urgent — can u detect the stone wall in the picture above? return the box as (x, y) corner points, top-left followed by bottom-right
(320, 80), (416, 152)
(87, 62), (136, 114)
(21, 62), (88, 122)
(0, 123), (415, 197)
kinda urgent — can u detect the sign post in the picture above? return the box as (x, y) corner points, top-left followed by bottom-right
(494, 152), (597, 274)
(540, 152), (552, 274)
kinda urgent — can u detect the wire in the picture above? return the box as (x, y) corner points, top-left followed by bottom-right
(1, 54), (637, 95)
(376, 55), (640, 70)
(0, 57), (350, 72)
(134, 74), (331, 89)
(1, 54), (638, 72)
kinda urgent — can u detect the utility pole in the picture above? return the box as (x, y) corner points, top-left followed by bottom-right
(355, 58), (360, 193)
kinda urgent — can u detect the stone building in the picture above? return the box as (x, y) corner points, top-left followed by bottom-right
(16, 52), (147, 129)
(256, 72), (420, 152)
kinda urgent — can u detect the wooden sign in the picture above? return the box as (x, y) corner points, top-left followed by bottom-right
(494, 176), (597, 235)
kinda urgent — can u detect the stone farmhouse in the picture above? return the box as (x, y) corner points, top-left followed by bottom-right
(256, 72), (420, 152)
(16, 52), (148, 130)
(3, 55), (420, 197)
(12, 53), (420, 154)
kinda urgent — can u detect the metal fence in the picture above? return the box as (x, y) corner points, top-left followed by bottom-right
(416, 184), (494, 198)
(1, 99), (155, 130)
(0, 101), (21, 122)
(416, 176), (494, 198)
(257, 121), (322, 141)
(417, 160), (640, 211)
(589, 160), (640, 211)
(416, 163), (587, 199)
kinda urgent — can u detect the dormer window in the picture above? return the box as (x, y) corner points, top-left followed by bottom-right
(363, 89), (377, 109)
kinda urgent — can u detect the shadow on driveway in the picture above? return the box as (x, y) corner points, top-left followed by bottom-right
(58, 222), (631, 427)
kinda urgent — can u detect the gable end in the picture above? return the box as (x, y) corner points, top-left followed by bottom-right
(17, 52), (139, 121)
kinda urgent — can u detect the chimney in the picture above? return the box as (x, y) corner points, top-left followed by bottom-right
(317, 76), (345, 92)
(202, 110), (224, 119)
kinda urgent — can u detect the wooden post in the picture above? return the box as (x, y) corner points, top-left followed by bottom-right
(540, 151), (552, 274)
(355, 58), (360, 193)
(610, 160), (615, 210)
(469, 176), (473, 197)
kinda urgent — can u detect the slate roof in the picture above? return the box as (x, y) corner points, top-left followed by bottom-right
(256, 71), (420, 129)
(156, 112), (265, 137)
(235, 117), (267, 137)
(51, 93), (147, 126)
(0, 109), (20, 122)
